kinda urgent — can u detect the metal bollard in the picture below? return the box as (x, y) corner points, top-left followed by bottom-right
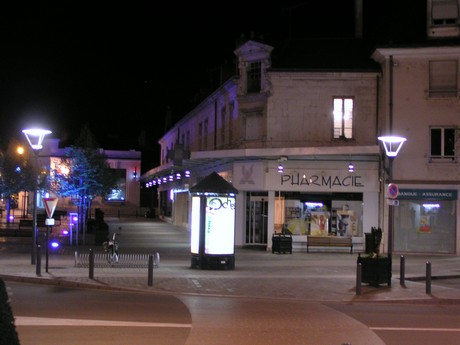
(148, 255), (154, 286)
(154, 252), (160, 268)
(89, 249), (94, 279)
(36, 245), (41, 276)
(356, 262), (362, 296)
(426, 261), (431, 294)
(400, 255), (405, 286)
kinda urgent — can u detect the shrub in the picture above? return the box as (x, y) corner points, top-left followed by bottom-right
(0, 278), (20, 345)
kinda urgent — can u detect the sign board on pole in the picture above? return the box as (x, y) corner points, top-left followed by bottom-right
(43, 197), (58, 218)
(386, 199), (400, 206)
(387, 183), (399, 199)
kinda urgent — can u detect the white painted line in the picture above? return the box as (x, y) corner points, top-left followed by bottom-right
(191, 279), (202, 288)
(371, 327), (460, 332)
(15, 316), (191, 328)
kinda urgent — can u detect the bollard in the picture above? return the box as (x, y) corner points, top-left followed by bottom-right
(148, 255), (154, 286)
(426, 261), (431, 294)
(400, 255), (405, 286)
(89, 249), (94, 279)
(36, 245), (41, 276)
(154, 252), (160, 268)
(356, 262), (362, 296)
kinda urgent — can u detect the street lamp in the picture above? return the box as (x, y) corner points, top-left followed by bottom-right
(378, 135), (406, 262)
(22, 128), (52, 265)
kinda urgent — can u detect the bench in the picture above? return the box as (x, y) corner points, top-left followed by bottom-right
(307, 235), (353, 253)
(19, 219), (45, 229)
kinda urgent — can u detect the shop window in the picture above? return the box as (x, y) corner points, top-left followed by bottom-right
(428, 60), (458, 98)
(395, 199), (456, 254)
(333, 97), (354, 139)
(105, 169), (126, 202)
(247, 61), (261, 93)
(430, 127), (456, 161)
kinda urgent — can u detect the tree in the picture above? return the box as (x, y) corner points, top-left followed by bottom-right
(50, 125), (117, 244)
(0, 139), (35, 223)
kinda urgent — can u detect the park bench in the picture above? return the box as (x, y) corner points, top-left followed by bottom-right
(306, 235), (353, 253)
(18, 219), (45, 229)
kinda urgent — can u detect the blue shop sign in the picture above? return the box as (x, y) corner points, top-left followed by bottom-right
(398, 189), (457, 200)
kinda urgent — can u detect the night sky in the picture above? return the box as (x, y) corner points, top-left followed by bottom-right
(0, 1), (422, 167)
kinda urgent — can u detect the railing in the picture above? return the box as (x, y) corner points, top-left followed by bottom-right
(74, 251), (160, 268)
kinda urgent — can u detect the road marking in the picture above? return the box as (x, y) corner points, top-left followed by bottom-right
(15, 316), (191, 328)
(371, 327), (460, 332)
(191, 279), (202, 288)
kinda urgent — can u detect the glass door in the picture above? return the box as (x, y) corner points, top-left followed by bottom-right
(245, 195), (268, 246)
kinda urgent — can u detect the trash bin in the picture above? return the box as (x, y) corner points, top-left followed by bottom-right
(272, 233), (292, 254)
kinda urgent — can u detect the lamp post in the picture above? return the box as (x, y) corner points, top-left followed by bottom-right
(22, 128), (52, 265)
(378, 135), (406, 262)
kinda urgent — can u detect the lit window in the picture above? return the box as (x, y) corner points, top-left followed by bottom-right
(333, 97), (353, 139)
(430, 127), (456, 160)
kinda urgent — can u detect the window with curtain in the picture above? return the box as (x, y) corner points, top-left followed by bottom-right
(333, 97), (354, 139)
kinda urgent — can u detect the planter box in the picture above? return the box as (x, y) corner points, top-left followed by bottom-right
(357, 255), (392, 287)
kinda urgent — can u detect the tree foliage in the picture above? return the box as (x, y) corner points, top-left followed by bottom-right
(50, 124), (117, 243)
(0, 139), (36, 222)
(0, 140), (34, 194)
(51, 146), (116, 201)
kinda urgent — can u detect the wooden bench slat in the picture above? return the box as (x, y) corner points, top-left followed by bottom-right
(307, 235), (353, 253)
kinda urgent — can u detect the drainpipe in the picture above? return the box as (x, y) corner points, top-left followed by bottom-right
(214, 100), (218, 149)
(389, 55), (394, 132)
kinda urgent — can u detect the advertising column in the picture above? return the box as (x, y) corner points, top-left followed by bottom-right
(190, 172), (238, 270)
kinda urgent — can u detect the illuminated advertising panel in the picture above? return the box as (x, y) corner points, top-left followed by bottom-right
(190, 196), (201, 254)
(204, 196), (235, 255)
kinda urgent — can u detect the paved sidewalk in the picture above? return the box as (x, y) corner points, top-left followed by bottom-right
(1, 218), (460, 303)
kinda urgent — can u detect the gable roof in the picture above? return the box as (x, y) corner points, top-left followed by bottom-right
(189, 171), (239, 194)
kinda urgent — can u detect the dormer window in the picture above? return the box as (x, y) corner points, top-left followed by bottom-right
(234, 40), (273, 96)
(247, 61), (261, 93)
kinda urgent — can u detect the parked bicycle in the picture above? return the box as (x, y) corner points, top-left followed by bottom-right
(102, 232), (119, 264)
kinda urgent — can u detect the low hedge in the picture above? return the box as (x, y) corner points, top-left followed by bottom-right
(0, 278), (20, 345)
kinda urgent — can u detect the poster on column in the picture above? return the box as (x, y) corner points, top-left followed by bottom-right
(204, 196), (235, 255)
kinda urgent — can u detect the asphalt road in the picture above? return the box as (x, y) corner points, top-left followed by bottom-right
(7, 281), (192, 345)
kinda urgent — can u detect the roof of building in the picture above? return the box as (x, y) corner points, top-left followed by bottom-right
(189, 171), (238, 194)
(268, 37), (380, 72)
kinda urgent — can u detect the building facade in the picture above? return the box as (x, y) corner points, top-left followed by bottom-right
(142, 0), (460, 255)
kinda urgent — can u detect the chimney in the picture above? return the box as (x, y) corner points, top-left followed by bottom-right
(355, 0), (363, 38)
